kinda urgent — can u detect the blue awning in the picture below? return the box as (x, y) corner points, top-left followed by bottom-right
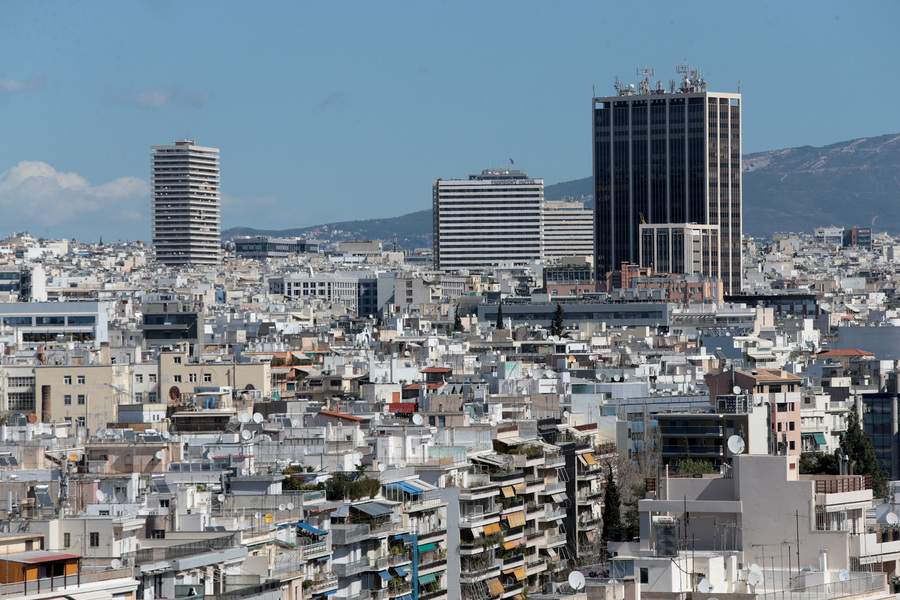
(396, 533), (414, 543)
(378, 570), (393, 582)
(393, 566), (407, 577)
(317, 591), (337, 597)
(297, 521), (327, 535)
(385, 481), (423, 495)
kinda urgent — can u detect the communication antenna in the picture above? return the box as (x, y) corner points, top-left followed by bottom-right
(698, 579), (713, 594)
(747, 571), (762, 586)
(110, 559), (122, 570)
(155, 450), (164, 460)
(241, 430), (253, 441)
(887, 512), (899, 525)
(278, 503), (286, 511)
(732, 385), (742, 395)
(239, 413), (251, 424)
(378, 464), (387, 472)
(96, 490), (106, 502)
(568, 571), (585, 592)
(162, 431), (170, 440)
(253, 413), (264, 424)
(412, 414), (424, 426)
(727, 435), (746, 455)
(287, 502), (295, 511)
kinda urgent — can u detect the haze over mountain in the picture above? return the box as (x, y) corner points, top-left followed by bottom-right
(224, 134), (900, 248)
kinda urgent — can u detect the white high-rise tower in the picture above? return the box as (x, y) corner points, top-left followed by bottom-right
(151, 140), (221, 266)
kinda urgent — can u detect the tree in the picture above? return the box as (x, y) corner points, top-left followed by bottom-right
(550, 303), (565, 337)
(453, 309), (464, 332)
(495, 301), (504, 330)
(601, 465), (621, 544)
(799, 451), (840, 475)
(841, 411), (888, 498)
(676, 458), (719, 475)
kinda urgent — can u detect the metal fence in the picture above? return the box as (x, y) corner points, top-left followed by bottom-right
(757, 573), (885, 600)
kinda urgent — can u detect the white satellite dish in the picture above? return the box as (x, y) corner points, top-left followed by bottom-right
(253, 413), (264, 424)
(563, 411), (570, 419)
(217, 494), (226, 502)
(698, 579), (713, 594)
(887, 512), (899, 525)
(378, 464), (387, 472)
(279, 503), (286, 511)
(155, 450), (164, 460)
(96, 490), (106, 502)
(287, 502), (295, 511)
(732, 385), (742, 395)
(239, 413), (251, 423)
(110, 559), (122, 569)
(568, 571), (585, 591)
(398, 460), (407, 468)
(162, 431), (170, 440)
(412, 414), (424, 426)
(747, 571), (762, 586)
(97, 428), (108, 438)
(241, 430), (253, 440)
(254, 512), (261, 520)
(727, 435), (746, 455)
(749, 564), (763, 574)
(839, 570), (850, 582)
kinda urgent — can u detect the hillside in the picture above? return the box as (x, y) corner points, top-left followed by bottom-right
(224, 133), (900, 247)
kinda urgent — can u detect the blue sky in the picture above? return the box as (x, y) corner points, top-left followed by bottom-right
(1, 0), (898, 242)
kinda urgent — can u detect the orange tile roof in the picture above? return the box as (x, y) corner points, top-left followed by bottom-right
(817, 349), (875, 357)
(738, 368), (803, 382)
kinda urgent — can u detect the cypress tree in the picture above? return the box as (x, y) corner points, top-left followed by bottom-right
(601, 464), (621, 543)
(550, 303), (565, 337)
(495, 301), (504, 330)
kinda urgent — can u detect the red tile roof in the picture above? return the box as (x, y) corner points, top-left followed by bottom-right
(817, 349), (875, 357)
(420, 367), (452, 373)
(318, 409), (364, 422)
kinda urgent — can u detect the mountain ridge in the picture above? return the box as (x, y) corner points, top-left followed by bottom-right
(224, 133), (900, 248)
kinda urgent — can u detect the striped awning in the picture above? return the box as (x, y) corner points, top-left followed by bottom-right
(501, 486), (515, 498)
(484, 522), (501, 535)
(513, 568), (526, 581)
(488, 579), (505, 596)
(506, 511), (526, 527)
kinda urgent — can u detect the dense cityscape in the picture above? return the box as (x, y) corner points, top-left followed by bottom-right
(1, 60), (900, 600)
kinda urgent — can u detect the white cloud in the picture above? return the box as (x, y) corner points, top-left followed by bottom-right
(132, 87), (212, 110)
(0, 161), (149, 241)
(0, 74), (44, 96)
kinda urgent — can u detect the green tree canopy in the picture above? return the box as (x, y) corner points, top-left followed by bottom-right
(601, 465), (621, 543)
(495, 302), (504, 330)
(841, 411), (888, 498)
(550, 304), (565, 337)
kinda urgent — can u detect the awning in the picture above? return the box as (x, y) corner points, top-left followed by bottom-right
(385, 481), (424, 495)
(484, 523), (501, 536)
(552, 493), (566, 503)
(489, 578), (505, 596)
(513, 568), (526, 581)
(353, 502), (393, 518)
(814, 433), (827, 445)
(512, 483), (525, 493)
(501, 486), (515, 498)
(377, 570), (393, 582)
(506, 511), (526, 528)
(318, 590), (338, 597)
(583, 453), (597, 466)
(545, 548), (557, 558)
(419, 573), (436, 586)
(393, 567), (407, 577)
(297, 522), (327, 535)
(418, 542), (436, 553)
(584, 530), (595, 542)
(469, 527), (483, 538)
(503, 539), (521, 550)
(396, 533), (415, 543)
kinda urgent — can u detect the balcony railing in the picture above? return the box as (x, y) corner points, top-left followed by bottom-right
(0, 569), (134, 597)
(332, 524), (370, 545)
(301, 541), (329, 559)
(815, 475), (872, 494)
(661, 445), (723, 456)
(659, 425), (723, 436)
(333, 558), (372, 578)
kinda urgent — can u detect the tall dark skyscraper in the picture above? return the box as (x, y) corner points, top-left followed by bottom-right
(592, 66), (742, 293)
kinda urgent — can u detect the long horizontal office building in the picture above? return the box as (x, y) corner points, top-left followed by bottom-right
(543, 200), (593, 260)
(433, 169), (543, 271)
(477, 301), (673, 329)
(0, 302), (108, 343)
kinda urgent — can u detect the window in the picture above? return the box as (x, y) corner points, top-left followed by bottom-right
(64, 533), (71, 547)
(77, 394), (86, 405)
(64, 395), (72, 405)
(189, 373), (197, 383)
(789, 422), (795, 431)
(64, 417), (72, 424)
(90, 532), (99, 547)
(173, 357), (182, 365)
(64, 376), (71, 385)
(135, 393), (143, 402)
(174, 375), (182, 383)
(149, 392), (157, 403)
(159, 499), (170, 508)
(203, 373), (212, 383)
(77, 417), (85, 427)
(136, 374), (143, 383)
(640, 568), (649, 584)
(77, 375), (85, 385)
(789, 440), (796, 451)
(149, 374), (157, 383)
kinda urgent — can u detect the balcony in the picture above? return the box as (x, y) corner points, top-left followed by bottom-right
(332, 524), (370, 545)
(661, 445), (723, 456)
(333, 558), (372, 578)
(814, 475), (872, 494)
(310, 577), (339, 594)
(0, 568), (134, 597)
(301, 541), (329, 559)
(544, 455), (565, 468)
(545, 482), (566, 494)
(659, 425), (724, 436)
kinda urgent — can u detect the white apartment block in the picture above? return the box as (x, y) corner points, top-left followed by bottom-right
(152, 140), (221, 266)
(433, 168), (543, 271)
(542, 200), (593, 260)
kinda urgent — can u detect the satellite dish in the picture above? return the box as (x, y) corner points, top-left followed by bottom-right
(698, 579), (713, 594)
(378, 464), (387, 472)
(162, 431), (170, 440)
(887, 512), (899, 525)
(265, 513), (274, 523)
(747, 571), (762, 586)
(278, 504), (286, 511)
(398, 460), (407, 468)
(253, 413), (264, 424)
(287, 502), (295, 511)
(97, 428), (108, 438)
(732, 385), (742, 395)
(412, 414), (424, 426)
(216, 494), (225, 503)
(241, 430), (253, 440)
(239, 413), (251, 423)
(727, 435), (746, 455)
(155, 450), (164, 460)
(749, 564), (763, 574)
(68, 453), (78, 462)
(110, 559), (122, 570)
(563, 411), (570, 419)
(96, 490), (106, 502)
(839, 570), (850, 582)
(254, 512), (261, 520)
(568, 571), (585, 591)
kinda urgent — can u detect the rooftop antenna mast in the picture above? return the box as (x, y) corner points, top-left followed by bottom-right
(636, 66), (654, 95)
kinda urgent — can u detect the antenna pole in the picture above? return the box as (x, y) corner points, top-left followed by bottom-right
(796, 510), (801, 578)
